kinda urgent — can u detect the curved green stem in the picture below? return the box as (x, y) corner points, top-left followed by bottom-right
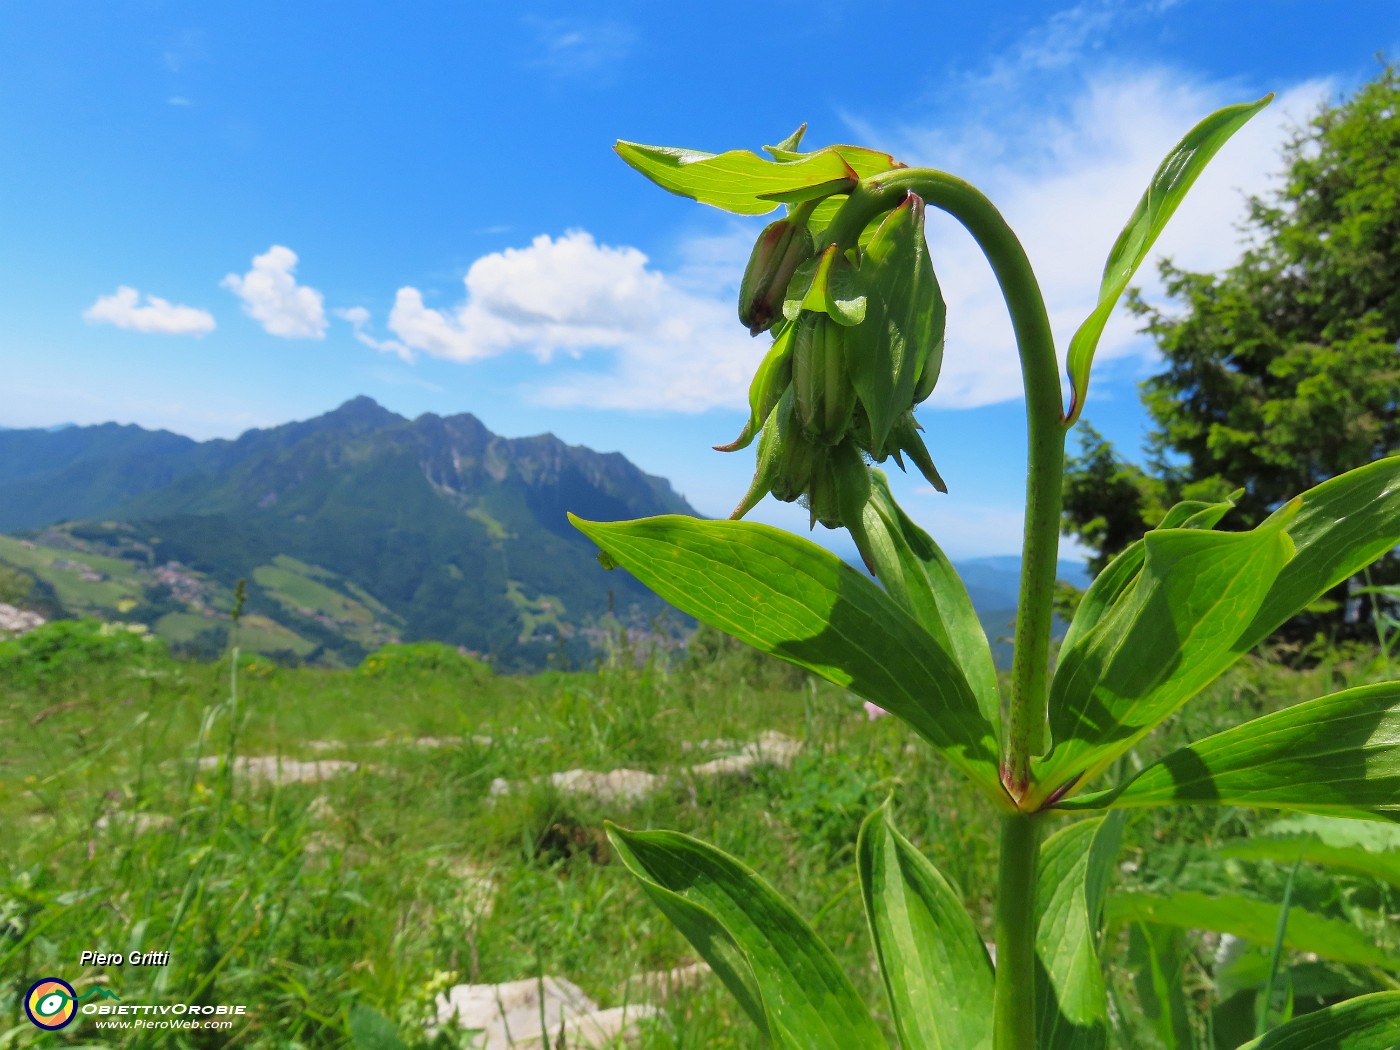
(824, 171), (1065, 797)
(824, 171), (1065, 1050)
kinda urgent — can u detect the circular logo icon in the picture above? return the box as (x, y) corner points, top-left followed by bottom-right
(25, 978), (77, 1030)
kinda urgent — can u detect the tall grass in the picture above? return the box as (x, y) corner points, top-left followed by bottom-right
(2, 626), (1397, 1047)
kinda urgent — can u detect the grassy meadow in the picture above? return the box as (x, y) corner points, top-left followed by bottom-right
(2, 623), (1399, 1048)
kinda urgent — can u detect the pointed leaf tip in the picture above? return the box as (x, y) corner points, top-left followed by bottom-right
(1064, 93), (1271, 423)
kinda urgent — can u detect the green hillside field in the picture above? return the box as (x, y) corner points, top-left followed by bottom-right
(3, 625), (1398, 1048)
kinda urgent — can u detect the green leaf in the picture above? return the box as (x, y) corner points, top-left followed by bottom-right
(767, 143), (903, 236)
(1233, 456), (1400, 654)
(1127, 923), (1194, 1049)
(782, 245), (868, 325)
(1220, 815), (1400, 890)
(857, 802), (992, 1050)
(1035, 511), (1297, 805)
(615, 141), (858, 215)
(1060, 491), (1240, 654)
(1065, 95), (1272, 423)
(767, 143), (902, 179)
(766, 124), (809, 156)
(1233, 992), (1400, 1049)
(861, 471), (1000, 733)
(1058, 540), (1147, 656)
(571, 514), (1004, 798)
(1035, 813), (1123, 1050)
(608, 825), (889, 1050)
(1061, 681), (1400, 822)
(1105, 890), (1397, 967)
(844, 194), (946, 451)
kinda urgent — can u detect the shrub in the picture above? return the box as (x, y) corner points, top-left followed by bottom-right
(0, 617), (167, 686)
(358, 641), (491, 680)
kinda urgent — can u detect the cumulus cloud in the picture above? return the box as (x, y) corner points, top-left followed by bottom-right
(375, 3), (1334, 420)
(387, 230), (760, 412)
(82, 286), (215, 337)
(221, 245), (327, 339)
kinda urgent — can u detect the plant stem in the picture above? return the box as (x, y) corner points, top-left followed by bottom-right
(994, 812), (1042, 1050)
(824, 170), (1065, 796)
(825, 170), (1065, 1049)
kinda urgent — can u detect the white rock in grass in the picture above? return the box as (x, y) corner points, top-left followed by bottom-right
(371, 735), (466, 749)
(489, 768), (663, 805)
(549, 768), (662, 804)
(0, 603), (45, 638)
(193, 755), (365, 785)
(433, 975), (655, 1048)
(688, 730), (802, 777)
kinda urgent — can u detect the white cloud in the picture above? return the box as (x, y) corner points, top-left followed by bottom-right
(376, 4), (1335, 423)
(221, 245), (327, 339)
(334, 306), (412, 362)
(387, 230), (760, 412)
(843, 54), (1332, 411)
(82, 286), (215, 337)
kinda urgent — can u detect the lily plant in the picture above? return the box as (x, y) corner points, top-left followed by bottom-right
(570, 95), (1400, 1048)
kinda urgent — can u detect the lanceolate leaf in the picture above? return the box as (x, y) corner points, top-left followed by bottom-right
(1035, 512), (1297, 805)
(1065, 95), (1272, 423)
(1219, 815), (1400, 891)
(861, 471), (1000, 733)
(1105, 890), (1397, 967)
(1233, 456), (1400, 654)
(570, 514), (1004, 800)
(1059, 490), (1239, 654)
(1127, 923), (1194, 1050)
(608, 826), (889, 1050)
(1233, 992), (1400, 1049)
(1220, 836), (1400, 892)
(766, 143), (903, 179)
(1060, 681), (1400, 822)
(615, 141), (858, 215)
(765, 144), (904, 237)
(857, 803), (993, 1050)
(1035, 814), (1123, 1050)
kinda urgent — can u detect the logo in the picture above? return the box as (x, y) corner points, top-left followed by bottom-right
(24, 978), (120, 1030)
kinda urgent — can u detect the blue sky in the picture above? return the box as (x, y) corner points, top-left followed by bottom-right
(1, 1), (1394, 559)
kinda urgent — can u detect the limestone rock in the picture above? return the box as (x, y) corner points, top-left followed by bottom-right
(433, 975), (655, 1048)
(193, 755), (365, 785)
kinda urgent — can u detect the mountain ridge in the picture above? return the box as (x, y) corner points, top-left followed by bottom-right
(1, 398), (1090, 671)
(0, 398), (698, 669)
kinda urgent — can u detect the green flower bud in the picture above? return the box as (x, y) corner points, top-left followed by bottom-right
(805, 456), (843, 530)
(801, 438), (872, 535)
(912, 347), (942, 405)
(728, 388), (792, 520)
(791, 313), (856, 446)
(738, 219), (814, 336)
(772, 421), (820, 504)
(715, 321), (795, 453)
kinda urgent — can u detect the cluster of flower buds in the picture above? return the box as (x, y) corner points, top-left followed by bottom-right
(720, 185), (948, 569)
